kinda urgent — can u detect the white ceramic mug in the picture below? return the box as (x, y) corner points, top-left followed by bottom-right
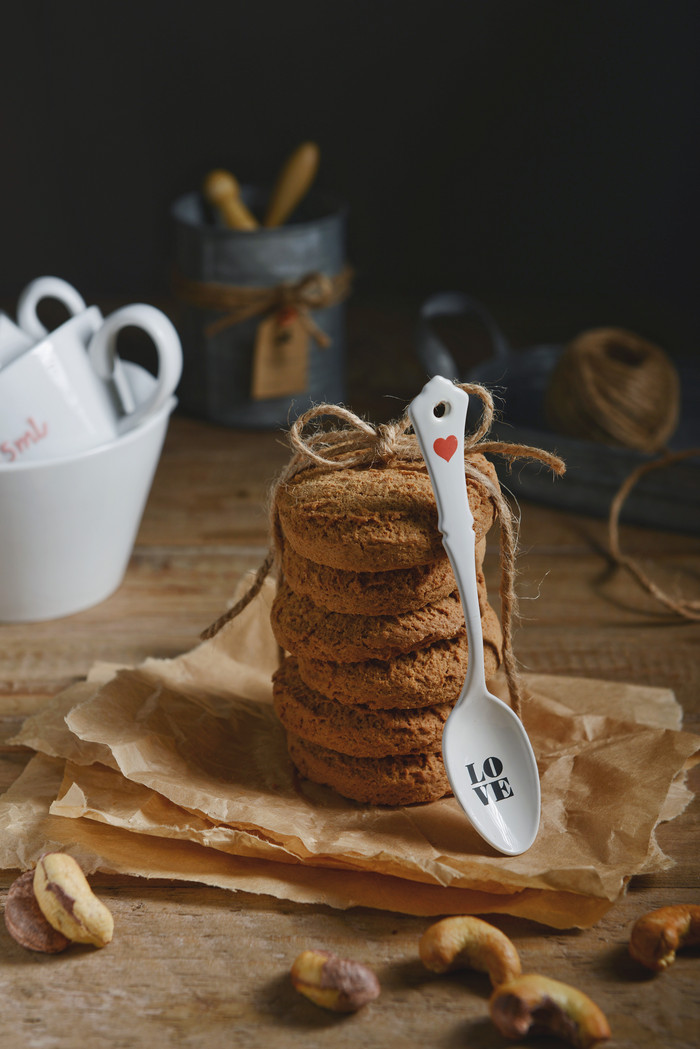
(0, 311), (33, 368)
(18, 274), (152, 414)
(0, 362), (176, 621)
(2, 276), (81, 370)
(16, 275), (88, 336)
(0, 303), (182, 464)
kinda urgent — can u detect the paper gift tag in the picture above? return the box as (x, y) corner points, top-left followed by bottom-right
(251, 309), (309, 400)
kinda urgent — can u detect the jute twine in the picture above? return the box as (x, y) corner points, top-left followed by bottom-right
(608, 448), (700, 621)
(173, 265), (353, 345)
(546, 327), (699, 621)
(201, 382), (566, 721)
(545, 327), (680, 453)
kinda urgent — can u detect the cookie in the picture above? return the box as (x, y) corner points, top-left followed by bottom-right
(271, 581), (487, 663)
(276, 457), (498, 571)
(286, 732), (451, 805)
(296, 603), (502, 709)
(273, 656), (450, 757)
(281, 537), (487, 615)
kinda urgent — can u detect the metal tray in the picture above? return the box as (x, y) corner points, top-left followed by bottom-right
(417, 292), (700, 533)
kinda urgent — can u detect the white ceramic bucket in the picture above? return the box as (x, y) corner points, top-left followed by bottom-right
(0, 363), (176, 621)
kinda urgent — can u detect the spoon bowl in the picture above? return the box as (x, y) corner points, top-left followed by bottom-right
(442, 688), (540, 855)
(408, 375), (540, 855)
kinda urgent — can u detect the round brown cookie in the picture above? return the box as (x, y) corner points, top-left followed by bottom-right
(270, 580), (487, 662)
(281, 537), (487, 615)
(296, 603), (503, 709)
(286, 732), (451, 805)
(273, 656), (450, 757)
(276, 456), (498, 571)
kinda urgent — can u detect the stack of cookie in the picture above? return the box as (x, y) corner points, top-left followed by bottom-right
(271, 456), (503, 806)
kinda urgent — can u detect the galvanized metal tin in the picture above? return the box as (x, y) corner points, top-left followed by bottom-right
(171, 187), (347, 428)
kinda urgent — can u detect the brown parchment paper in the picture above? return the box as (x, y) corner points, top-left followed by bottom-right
(0, 753), (619, 926)
(3, 577), (699, 928)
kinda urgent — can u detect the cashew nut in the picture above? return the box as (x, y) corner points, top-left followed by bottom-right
(291, 949), (380, 1012)
(629, 904), (700, 972)
(419, 915), (521, 987)
(489, 974), (611, 1048)
(33, 853), (114, 948)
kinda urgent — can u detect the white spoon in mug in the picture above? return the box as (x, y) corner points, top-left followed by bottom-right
(408, 375), (540, 855)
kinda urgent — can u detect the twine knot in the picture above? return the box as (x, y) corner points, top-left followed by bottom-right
(285, 272), (335, 311)
(374, 421), (407, 463)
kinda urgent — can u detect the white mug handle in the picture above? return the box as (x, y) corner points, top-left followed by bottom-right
(17, 276), (87, 338)
(88, 304), (182, 432)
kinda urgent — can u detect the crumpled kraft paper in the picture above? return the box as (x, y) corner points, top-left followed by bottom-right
(0, 753), (620, 926)
(2, 577), (698, 928)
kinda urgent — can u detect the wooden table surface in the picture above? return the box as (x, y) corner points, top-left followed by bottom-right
(1, 314), (699, 1048)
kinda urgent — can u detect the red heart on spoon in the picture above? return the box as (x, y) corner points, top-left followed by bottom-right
(433, 435), (458, 462)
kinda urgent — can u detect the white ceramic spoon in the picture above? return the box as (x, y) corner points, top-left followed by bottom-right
(408, 375), (540, 855)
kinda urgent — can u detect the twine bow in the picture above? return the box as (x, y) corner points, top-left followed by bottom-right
(201, 382), (566, 721)
(173, 265), (353, 346)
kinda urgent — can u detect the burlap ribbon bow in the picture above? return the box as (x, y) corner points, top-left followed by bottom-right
(173, 265), (353, 346)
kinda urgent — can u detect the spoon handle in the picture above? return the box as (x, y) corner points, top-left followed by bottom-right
(408, 376), (486, 696)
(202, 169), (259, 230)
(264, 142), (320, 228)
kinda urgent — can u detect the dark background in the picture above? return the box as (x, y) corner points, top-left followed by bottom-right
(1, 1), (698, 354)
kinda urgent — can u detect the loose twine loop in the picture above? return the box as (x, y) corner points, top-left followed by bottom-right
(608, 449), (700, 621)
(545, 327), (699, 621)
(202, 382), (567, 721)
(173, 265), (353, 346)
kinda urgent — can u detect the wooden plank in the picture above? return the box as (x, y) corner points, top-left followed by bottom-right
(1, 398), (698, 1049)
(0, 550), (266, 715)
(0, 882), (698, 1048)
(136, 421), (289, 548)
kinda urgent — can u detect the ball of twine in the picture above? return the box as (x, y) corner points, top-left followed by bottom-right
(545, 328), (681, 453)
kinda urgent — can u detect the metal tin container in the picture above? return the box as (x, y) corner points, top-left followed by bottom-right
(171, 187), (347, 428)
